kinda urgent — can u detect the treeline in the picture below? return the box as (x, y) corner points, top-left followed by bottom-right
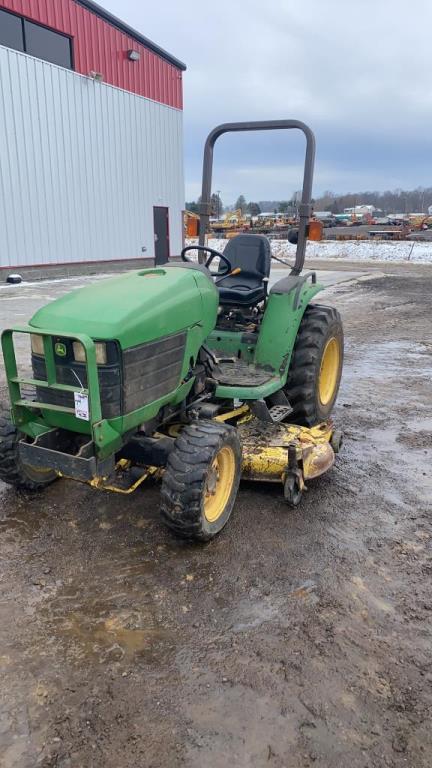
(185, 194), (292, 216)
(186, 187), (432, 216)
(313, 188), (432, 214)
(185, 194), (262, 216)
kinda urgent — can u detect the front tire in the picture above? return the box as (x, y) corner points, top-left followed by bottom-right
(284, 304), (343, 426)
(160, 420), (242, 541)
(0, 401), (58, 490)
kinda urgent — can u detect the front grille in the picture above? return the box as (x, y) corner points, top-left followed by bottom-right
(31, 332), (187, 420)
(123, 332), (187, 413)
(32, 355), (122, 419)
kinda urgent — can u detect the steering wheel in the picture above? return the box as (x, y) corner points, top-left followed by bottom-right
(181, 245), (232, 276)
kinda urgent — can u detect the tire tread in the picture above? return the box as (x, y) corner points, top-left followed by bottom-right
(160, 419), (241, 541)
(284, 304), (343, 426)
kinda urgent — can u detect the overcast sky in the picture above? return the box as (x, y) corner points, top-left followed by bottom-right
(104, 0), (432, 204)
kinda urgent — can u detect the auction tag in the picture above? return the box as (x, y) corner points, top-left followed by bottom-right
(74, 392), (89, 420)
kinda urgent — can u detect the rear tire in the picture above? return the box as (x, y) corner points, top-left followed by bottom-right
(0, 401), (58, 490)
(160, 420), (242, 541)
(284, 304), (343, 426)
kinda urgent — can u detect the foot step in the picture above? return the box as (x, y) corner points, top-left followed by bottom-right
(250, 400), (293, 423)
(268, 405), (293, 423)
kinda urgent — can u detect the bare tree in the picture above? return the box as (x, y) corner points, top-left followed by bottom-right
(235, 195), (247, 215)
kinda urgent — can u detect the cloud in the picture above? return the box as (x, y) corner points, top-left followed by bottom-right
(102, 0), (432, 201)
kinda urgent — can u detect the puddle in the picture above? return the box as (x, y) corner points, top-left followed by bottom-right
(0, 491), (49, 542)
(338, 338), (432, 507)
(351, 575), (394, 614)
(232, 582), (318, 632)
(232, 598), (281, 632)
(32, 542), (179, 667)
(43, 593), (174, 665)
(406, 416), (432, 430)
(364, 426), (432, 505)
(343, 340), (432, 390)
(55, 609), (171, 663)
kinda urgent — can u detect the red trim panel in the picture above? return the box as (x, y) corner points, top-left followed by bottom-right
(0, 0), (183, 108)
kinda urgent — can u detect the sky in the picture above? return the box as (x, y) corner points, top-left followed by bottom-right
(103, 0), (432, 205)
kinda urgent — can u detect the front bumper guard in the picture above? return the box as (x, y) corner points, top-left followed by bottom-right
(19, 429), (114, 482)
(1, 325), (103, 432)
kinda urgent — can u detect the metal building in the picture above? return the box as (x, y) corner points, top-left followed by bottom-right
(0, 0), (186, 276)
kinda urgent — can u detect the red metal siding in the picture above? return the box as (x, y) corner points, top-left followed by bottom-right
(0, 0), (183, 108)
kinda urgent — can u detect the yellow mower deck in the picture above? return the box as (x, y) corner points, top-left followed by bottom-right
(239, 418), (334, 483)
(87, 408), (337, 499)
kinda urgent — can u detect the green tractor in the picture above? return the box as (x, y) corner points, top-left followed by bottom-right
(0, 120), (343, 541)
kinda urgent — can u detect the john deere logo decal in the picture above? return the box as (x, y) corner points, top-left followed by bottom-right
(55, 342), (67, 357)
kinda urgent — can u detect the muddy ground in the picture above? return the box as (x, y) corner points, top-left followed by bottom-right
(1, 267), (431, 767)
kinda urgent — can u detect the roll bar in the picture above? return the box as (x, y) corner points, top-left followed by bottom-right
(198, 120), (316, 275)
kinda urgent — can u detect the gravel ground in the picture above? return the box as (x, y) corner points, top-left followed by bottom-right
(0, 267), (431, 767)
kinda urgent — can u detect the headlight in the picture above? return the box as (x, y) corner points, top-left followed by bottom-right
(72, 341), (107, 365)
(31, 334), (45, 356)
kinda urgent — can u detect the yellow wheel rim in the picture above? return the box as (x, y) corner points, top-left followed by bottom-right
(318, 337), (340, 406)
(204, 446), (236, 523)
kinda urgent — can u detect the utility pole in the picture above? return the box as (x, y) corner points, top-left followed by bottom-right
(216, 190), (221, 220)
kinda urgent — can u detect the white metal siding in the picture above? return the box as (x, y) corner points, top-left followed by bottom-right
(0, 45), (184, 268)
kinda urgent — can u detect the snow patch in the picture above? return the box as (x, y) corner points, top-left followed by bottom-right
(186, 238), (432, 264)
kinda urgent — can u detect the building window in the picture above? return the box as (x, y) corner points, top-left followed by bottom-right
(24, 20), (72, 69)
(0, 9), (24, 51)
(0, 9), (72, 69)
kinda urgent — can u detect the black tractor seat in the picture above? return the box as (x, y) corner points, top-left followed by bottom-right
(217, 234), (271, 306)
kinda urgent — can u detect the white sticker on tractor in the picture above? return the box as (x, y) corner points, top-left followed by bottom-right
(74, 392), (89, 420)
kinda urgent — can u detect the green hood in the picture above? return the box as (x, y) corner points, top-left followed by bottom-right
(30, 267), (219, 348)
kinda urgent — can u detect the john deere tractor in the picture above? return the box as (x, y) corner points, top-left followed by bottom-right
(0, 120), (343, 540)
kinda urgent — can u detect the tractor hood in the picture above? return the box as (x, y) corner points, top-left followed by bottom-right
(29, 267), (219, 348)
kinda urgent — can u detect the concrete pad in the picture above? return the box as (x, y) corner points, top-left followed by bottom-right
(269, 268), (367, 289)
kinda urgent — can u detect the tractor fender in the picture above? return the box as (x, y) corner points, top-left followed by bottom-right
(270, 271), (321, 310)
(254, 274), (324, 379)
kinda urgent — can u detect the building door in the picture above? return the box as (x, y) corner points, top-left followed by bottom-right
(153, 207), (170, 264)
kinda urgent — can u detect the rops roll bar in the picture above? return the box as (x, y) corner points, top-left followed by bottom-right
(198, 120), (316, 275)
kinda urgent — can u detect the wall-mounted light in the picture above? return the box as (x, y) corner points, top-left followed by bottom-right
(127, 50), (140, 62)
